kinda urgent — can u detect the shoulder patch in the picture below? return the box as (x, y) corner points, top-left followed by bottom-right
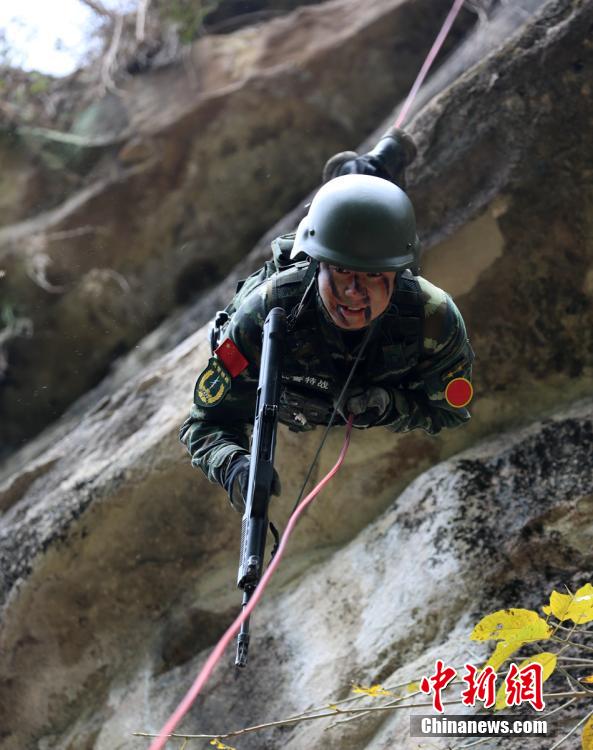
(445, 377), (473, 408)
(194, 357), (231, 407)
(214, 338), (249, 377)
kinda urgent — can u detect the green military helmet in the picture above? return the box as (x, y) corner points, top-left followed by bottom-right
(291, 174), (420, 272)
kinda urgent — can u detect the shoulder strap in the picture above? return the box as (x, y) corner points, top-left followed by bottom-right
(377, 270), (424, 367)
(210, 234), (303, 351)
(270, 259), (318, 323)
(392, 269), (424, 339)
(271, 232), (308, 272)
(269, 233), (319, 329)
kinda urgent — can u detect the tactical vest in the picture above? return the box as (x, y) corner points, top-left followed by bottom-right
(210, 232), (424, 368)
(209, 233), (311, 350)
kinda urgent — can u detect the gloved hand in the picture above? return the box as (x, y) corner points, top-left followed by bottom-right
(343, 386), (393, 429)
(322, 126), (417, 188)
(223, 454), (282, 513)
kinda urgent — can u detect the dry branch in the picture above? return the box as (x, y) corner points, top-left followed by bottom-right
(101, 11), (124, 92)
(135, 0), (151, 42)
(79, 0), (114, 18)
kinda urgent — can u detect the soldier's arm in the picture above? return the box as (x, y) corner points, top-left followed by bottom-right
(179, 282), (271, 487)
(384, 279), (474, 435)
(179, 397), (252, 487)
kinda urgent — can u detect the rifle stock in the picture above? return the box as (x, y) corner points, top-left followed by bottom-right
(236, 307), (286, 667)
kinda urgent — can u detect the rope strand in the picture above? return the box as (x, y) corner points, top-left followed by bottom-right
(395, 0), (466, 128)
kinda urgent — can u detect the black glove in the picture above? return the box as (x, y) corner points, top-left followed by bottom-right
(223, 454), (282, 513)
(343, 387), (393, 429)
(322, 126), (417, 188)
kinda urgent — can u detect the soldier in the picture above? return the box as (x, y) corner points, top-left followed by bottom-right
(180, 131), (474, 513)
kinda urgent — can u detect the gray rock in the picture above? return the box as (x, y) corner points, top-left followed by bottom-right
(1, 0), (593, 747)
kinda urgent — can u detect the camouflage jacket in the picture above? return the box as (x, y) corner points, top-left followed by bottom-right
(179, 249), (474, 488)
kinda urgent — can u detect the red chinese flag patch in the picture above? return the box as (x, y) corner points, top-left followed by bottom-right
(445, 377), (473, 408)
(214, 338), (249, 378)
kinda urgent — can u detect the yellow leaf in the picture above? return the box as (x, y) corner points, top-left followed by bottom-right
(582, 712), (593, 750)
(406, 682), (420, 693)
(327, 704), (339, 712)
(471, 609), (552, 643)
(494, 653), (557, 711)
(529, 652), (557, 680)
(582, 675), (593, 685)
(484, 641), (521, 673)
(210, 740), (236, 750)
(542, 584), (593, 624)
(494, 684), (507, 711)
(352, 683), (393, 697)
(494, 678), (507, 711)
(542, 590), (572, 619)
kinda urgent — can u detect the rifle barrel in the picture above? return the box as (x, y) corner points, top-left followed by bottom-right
(235, 307), (286, 668)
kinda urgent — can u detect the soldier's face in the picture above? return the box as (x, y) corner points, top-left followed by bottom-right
(317, 263), (396, 330)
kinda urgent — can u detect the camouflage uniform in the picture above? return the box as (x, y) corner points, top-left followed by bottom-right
(179, 234), (474, 489)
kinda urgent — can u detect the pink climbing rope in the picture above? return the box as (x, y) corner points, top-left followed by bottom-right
(148, 418), (354, 750)
(395, 0), (466, 128)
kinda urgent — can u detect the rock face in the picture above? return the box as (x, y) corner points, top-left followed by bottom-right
(138, 400), (593, 750)
(0, 0), (471, 455)
(2, 380), (592, 748)
(1, 0), (593, 748)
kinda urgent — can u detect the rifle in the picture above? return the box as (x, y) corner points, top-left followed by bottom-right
(235, 307), (286, 668)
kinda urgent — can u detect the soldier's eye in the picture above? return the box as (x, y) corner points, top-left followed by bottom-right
(366, 272), (383, 278)
(333, 267), (350, 274)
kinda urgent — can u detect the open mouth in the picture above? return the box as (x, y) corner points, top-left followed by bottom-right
(335, 304), (371, 325)
(338, 304), (367, 314)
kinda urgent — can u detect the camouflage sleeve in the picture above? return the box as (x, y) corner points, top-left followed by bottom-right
(384, 278), (474, 435)
(179, 280), (273, 487)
